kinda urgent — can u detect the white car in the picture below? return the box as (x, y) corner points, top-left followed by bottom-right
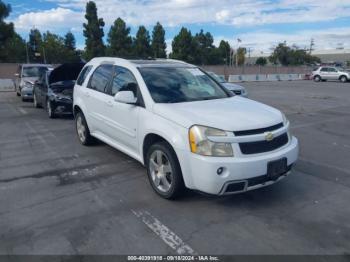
(207, 71), (248, 97)
(73, 58), (299, 199)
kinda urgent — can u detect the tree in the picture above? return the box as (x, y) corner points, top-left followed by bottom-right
(0, 0), (14, 43)
(194, 30), (215, 65)
(218, 40), (231, 65)
(64, 32), (76, 50)
(83, 1), (105, 60)
(1, 33), (26, 62)
(28, 29), (43, 63)
(256, 57), (267, 66)
(269, 42), (321, 66)
(236, 47), (246, 66)
(63, 32), (81, 62)
(151, 22), (166, 58)
(0, 0), (17, 62)
(42, 31), (65, 63)
(134, 26), (152, 58)
(170, 27), (196, 63)
(107, 18), (132, 57)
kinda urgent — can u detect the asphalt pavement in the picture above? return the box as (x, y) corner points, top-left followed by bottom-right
(0, 80), (349, 255)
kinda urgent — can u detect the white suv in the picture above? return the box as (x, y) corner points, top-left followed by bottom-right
(312, 66), (350, 82)
(73, 58), (299, 199)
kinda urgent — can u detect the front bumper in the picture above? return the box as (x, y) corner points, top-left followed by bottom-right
(178, 136), (298, 195)
(21, 87), (33, 99)
(51, 98), (73, 113)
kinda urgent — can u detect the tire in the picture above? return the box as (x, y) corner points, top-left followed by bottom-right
(46, 100), (56, 118)
(314, 75), (321, 82)
(33, 93), (41, 108)
(75, 111), (94, 145)
(146, 141), (185, 199)
(340, 76), (348, 83)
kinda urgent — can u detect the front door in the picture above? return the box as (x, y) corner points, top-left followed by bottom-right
(327, 68), (339, 80)
(103, 66), (140, 154)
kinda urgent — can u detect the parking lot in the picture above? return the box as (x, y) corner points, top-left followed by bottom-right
(0, 80), (350, 255)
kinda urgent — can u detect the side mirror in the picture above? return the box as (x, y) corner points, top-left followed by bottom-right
(114, 91), (137, 104)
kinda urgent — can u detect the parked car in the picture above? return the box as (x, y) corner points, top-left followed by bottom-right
(312, 66), (350, 82)
(33, 63), (85, 118)
(14, 64), (53, 101)
(73, 58), (298, 199)
(207, 71), (248, 97)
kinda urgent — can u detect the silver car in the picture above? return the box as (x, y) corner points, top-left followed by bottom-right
(207, 71), (248, 97)
(14, 64), (53, 101)
(312, 66), (350, 83)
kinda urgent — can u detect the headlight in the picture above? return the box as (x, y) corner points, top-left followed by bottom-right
(189, 125), (233, 157)
(24, 82), (33, 89)
(281, 113), (292, 139)
(281, 112), (289, 126)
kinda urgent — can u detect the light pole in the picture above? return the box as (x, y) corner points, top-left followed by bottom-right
(236, 38), (242, 67)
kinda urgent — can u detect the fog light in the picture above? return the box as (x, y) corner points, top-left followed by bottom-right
(217, 167), (224, 175)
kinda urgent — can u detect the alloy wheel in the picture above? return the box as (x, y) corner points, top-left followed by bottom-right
(149, 150), (173, 193)
(76, 115), (86, 143)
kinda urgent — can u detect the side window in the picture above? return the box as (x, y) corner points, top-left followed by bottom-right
(110, 67), (138, 96)
(88, 64), (113, 93)
(76, 65), (92, 86)
(320, 67), (328, 72)
(328, 68), (337, 72)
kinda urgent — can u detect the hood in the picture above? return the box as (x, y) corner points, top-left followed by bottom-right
(153, 96), (283, 131)
(49, 63), (85, 84)
(21, 77), (38, 85)
(222, 82), (245, 91)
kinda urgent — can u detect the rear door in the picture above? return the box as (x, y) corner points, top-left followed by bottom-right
(84, 64), (114, 134)
(319, 67), (329, 79)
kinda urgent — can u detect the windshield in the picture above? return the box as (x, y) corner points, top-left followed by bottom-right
(208, 72), (226, 83)
(22, 66), (50, 77)
(139, 67), (229, 103)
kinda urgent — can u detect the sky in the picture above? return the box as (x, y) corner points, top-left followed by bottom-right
(6, 0), (350, 56)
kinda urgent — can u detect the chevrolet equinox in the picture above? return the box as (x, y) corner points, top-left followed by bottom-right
(73, 58), (299, 199)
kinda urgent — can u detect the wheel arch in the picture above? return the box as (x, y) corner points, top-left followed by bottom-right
(142, 133), (174, 165)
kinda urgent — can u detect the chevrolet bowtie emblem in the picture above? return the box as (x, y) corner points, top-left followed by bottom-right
(265, 132), (274, 141)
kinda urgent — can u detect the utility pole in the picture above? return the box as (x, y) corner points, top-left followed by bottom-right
(309, 38), (315, 54)
(236, 38), (242, 67)
(25, 42), (29, 63)
(42, 47), (47, 64)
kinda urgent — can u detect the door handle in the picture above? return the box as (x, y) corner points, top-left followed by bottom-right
(106, 100), (113, 107)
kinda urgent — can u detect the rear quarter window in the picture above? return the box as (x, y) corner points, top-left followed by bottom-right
(76, 66), (92, 86)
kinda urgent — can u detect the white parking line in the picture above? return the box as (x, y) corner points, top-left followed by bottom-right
(131, 209), (197, 255)
(18, 108), (27, 115)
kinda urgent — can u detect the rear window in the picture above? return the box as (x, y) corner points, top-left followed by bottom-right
(76, 65), (92, 86)
(88, 65), (113, 93)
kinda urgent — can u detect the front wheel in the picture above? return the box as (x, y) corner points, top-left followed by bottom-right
(146, 142), (185, 199)
(33, 93), (41, 108)
(340, 76), (348, 83)
(46, 100), (55, 118)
